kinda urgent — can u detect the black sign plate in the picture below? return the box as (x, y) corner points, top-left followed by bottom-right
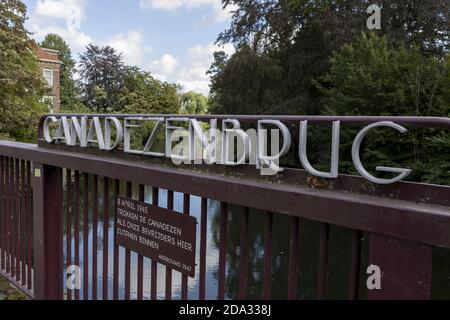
(115, 196), (197, 277)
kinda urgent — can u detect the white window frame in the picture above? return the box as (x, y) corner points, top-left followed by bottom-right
(43, 68), (54, 87)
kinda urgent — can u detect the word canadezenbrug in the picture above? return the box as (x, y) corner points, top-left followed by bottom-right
(42, 115), (412, 184)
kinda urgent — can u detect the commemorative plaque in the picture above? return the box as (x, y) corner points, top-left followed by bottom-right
(115, 196), (197, 277)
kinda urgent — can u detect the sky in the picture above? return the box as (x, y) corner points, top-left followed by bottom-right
(23, 0), (237, 95)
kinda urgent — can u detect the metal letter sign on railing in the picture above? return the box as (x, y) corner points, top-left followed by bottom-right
(40, 114), (450, 184)
(0, 114), (449, 300)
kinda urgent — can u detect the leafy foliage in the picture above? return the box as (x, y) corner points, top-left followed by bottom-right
(208, 45), (284, 114)
(211, 0), (450, 115)
(0, 0), (48, 142)
(317, 33), (450, 183)
(116, 66), (180, 114)
(78, 44), (125, 113)
(77, 46), (180, 114)
(180, 91), (208, 114)
(319, 33), (448, 117)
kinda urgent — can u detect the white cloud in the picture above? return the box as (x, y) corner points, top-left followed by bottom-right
(177, 42), (234, 95)
(27, 0), (91, 53)
(105, 30), (153, 68)
(198, 2), (237, 23)
(149, 54), (179, 77)
(139, 0), (235, 23)
(146, 43), (234, 95)
(35, 0), (85, 20)
(140, 0), (215, 10)
(31, 25), (92, 51)
(187, 42), (234, 60)
(28, 1), (236, 95)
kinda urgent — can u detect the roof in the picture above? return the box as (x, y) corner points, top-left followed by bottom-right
(34, 47), (61, 63)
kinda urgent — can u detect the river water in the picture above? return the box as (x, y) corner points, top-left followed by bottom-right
(63, 181), (450, 300)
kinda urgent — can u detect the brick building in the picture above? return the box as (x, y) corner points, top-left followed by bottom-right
(34, 47), (62, 113)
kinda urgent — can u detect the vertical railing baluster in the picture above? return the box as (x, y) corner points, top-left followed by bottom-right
(287, 217), (300, 300)
(66, 169), (72, 300)
(8, 158), (13, 277)
(124, 181), (132, 300)
(151, 187), (158, 300)
(137, 184), (145, 300)
(262, 212), (273, 300)
(10, 158), (16, 278)
(14, 158), (19, 281)
(6, 158), (11, 274)
(181, 193), (190, 300)
(0, 157), (4, 271)
(92, 174), (98, 300)
(218, 202), (227, 300)
(26, 161), (32, 290)
(113, 179), (120, 300)
(74, 171), (80, 300)
(0, 156), (4, 271)
(83, 172), (89, 300)
(102, 177), (109, 300)
(1, 156), (5, 272)
(3, 156), (7, 274)
(17, 159), (21, 282)
(15, 158), (20, 282)
(317, 223), (330, 299)
(165, 190), (174, 300)
(32, 164), (64, 300)
(11, 158), (17, 278)
(20, 159), (26, 285)
(239, 207), (249, 299)
(198, 197), (207, 300)
(349, 230), (362, 300)
(368, 234), (432, 299)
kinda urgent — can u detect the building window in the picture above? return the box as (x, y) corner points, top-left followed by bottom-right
(42, 96), (55, 113)
(43, 69), (54, 87)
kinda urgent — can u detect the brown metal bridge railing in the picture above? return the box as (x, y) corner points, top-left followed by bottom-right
(0, 115), (449, 300)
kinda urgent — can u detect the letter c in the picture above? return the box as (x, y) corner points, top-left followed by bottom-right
(43, 116), (58, 143)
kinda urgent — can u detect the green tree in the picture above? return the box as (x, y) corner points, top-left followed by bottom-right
(207, 51), (228, 113)
(221, 0), (449, 56)
(180, 91), (208, 114)
(78, 44), (125, 112)
(116, 66), (180, 114)
(115, 66), (180, 152)
(211, 0), (450, 115)
(0, 0), (48, 142)
(208, 45), (283, 114)
(319, 33), (447, 117)
(40, 33), (77, 108)
(317, 33), (450, 183)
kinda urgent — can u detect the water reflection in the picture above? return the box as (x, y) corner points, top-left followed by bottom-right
(64, 188), (222, 299)
(62, 178), (450, 300)
(62, 179), (371, 300)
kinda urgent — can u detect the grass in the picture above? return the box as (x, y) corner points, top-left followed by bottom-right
(0, 274), (29, 300)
